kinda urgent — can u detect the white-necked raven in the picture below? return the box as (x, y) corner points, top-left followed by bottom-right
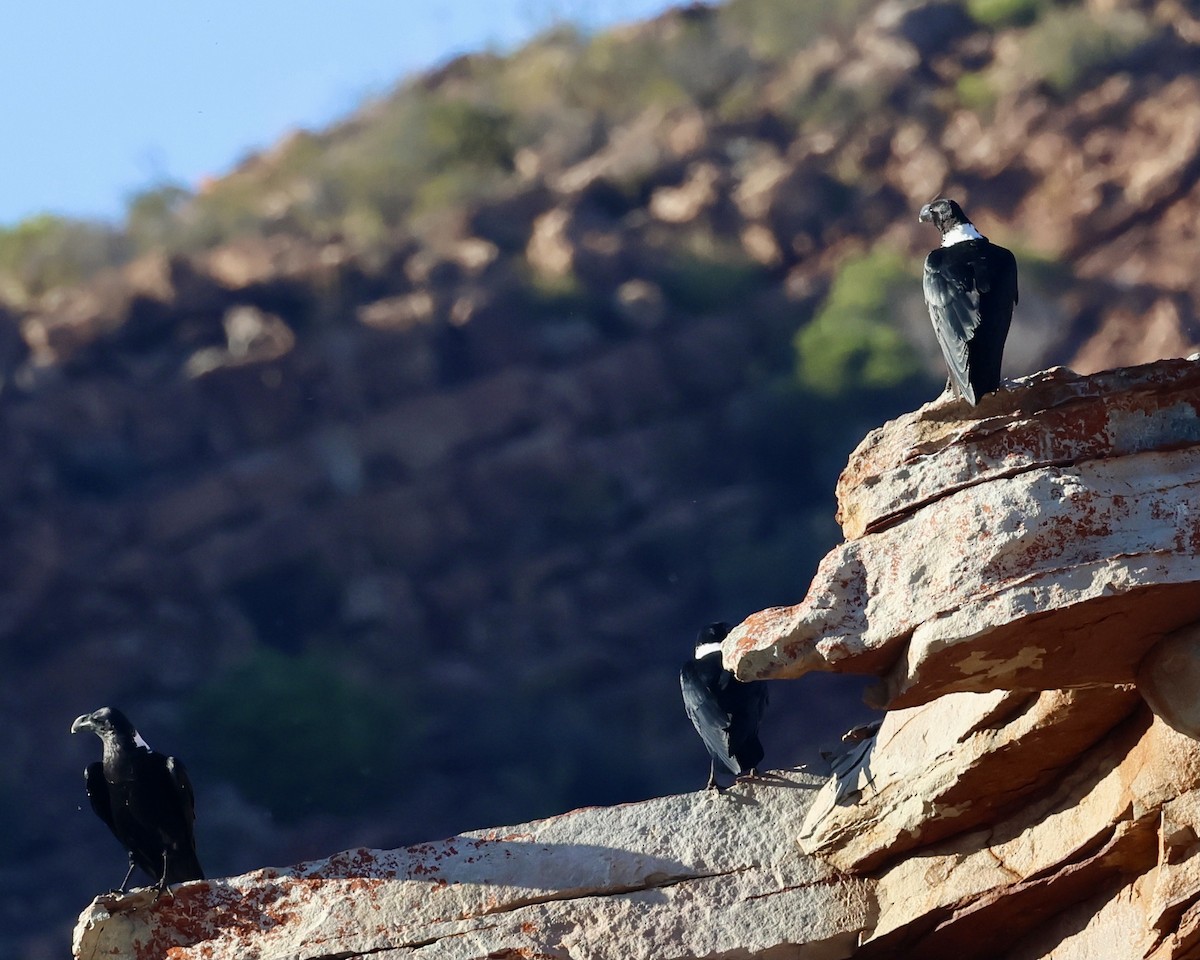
(71, 706), (204, 894)
(680, 622), (768, 790)
(919, 198), (1019, 405)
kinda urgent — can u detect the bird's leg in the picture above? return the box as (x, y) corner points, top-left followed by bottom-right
(734, 767), (762, 784)
(114, 854), (137, 895)
(705, 758), (722, 792)
(152, 851), (173, 902)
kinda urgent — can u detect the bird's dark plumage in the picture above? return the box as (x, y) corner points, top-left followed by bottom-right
(680, 622), (768, 790)
(919, 198), (1019, 405)
(71, 707), (203, 894)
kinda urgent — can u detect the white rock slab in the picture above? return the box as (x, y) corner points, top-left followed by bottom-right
(73, 770), (876, 960)
(837, 359), (1200, 541)
(728, 444), (1200, 708)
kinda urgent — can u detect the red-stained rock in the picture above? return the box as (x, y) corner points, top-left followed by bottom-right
(73, 770), (875, 960)
(727, 359), (1200, 710)
(837, 360), (1200, 542)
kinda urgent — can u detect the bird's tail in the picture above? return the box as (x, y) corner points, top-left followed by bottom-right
(165, 851), (205, 884)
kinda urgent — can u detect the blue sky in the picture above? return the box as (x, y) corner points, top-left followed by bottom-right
(0, 0), (677, 227)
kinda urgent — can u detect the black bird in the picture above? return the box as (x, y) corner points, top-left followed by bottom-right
(71, 707), (204, 895)
(919, 198), (1019, 405)
(680, 622), (768, 790)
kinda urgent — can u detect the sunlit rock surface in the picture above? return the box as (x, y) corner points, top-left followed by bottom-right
(800, 685), (1142, 873)
(727, 358), (1200, 708)
(73, 770), (875, 960)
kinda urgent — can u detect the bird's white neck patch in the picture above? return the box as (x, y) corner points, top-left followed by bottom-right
(133, 732), (151, 750)
(942, 222), (983, 246)
(694, 641), (723, 659)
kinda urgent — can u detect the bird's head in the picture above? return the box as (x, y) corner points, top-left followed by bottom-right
(918, 198), (969, 233)
(694, 621), (732, 659)
(71, 706), (147, 748)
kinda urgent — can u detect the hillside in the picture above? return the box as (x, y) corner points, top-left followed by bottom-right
(4, 0), (1200, 955)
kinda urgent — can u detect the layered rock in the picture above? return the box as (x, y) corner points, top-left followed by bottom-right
(75, 355), (1200, 958)
(728, 359), (1200, 708)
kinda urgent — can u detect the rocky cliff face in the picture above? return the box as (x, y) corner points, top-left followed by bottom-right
(731, 358), (1200, 706)
(75, 356), (1200, 958)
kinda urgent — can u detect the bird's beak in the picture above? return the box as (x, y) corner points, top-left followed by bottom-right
(918, 203), (934, 223)
(70, 714), (95, 734)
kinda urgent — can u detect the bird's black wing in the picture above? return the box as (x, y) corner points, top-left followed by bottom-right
(973, 243), (1019, 306)
(923, 249), (982, 404)
(719, 675), (768, 772)
(680, 662), (741, 775)
(166, 756), (196, 826)
(724, 678), (768, 748)
(83, 762), (115, 833)
(163, 755), (204, 882)
(966, 243), (1019, 399)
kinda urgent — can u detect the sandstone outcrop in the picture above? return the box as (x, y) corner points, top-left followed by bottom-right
(76, 356), (1200, 958)
(728, 359), (1200, 708)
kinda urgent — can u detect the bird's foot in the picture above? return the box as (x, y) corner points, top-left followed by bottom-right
(703, 758), (724, 792)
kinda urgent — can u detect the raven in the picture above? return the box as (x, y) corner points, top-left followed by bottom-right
(680, 622), (768, 790)
(919, 198), (1019, 405)
(71, 706), (204, 894)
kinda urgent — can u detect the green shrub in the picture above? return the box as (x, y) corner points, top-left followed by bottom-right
(126, 183), (193, 253)
(162, 88), (520, 250)
(802, 78), (890, 132)
(569, 31), (690, 118)
(423, 100), (515, 171)
(0, 215), (129, 303)
(794, 247), (925, 395)
(185, 649), (422, 821)
(520, 265), (596, 320)
(496, 26), (585, 112)
(557, 13), (756, 120)
(413, 165), (510, 220)
(1006, 244), (1070, 288)
(1015, 6), (1153, 95)
(965, 0), (1047, 29)
(658, 232), (768, 313)
(955, 70), (999, 113)
(721, 0), (877, 60)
